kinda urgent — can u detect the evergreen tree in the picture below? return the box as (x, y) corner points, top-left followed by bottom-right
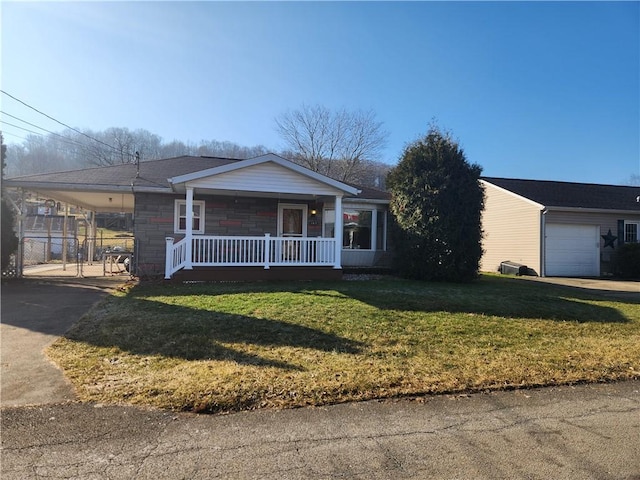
(1, 133), (19, 271)
(387, 127), (484, 282)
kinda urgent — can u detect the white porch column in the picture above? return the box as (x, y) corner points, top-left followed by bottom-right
(185, 187), (194, 270)
(165, 237), (174, 279)
(333, 195), (343, 269)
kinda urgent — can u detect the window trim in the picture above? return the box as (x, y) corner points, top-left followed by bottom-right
(624, 220), (640, 243)
(322, 206), (387, 251)
(174, 199), (205, 235)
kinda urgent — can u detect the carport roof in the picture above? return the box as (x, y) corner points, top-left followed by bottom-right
(482, 177), (640, 212)
(5, 156), (237, 191)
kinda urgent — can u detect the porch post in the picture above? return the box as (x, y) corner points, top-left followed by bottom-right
(185, 187), (194, 270)
(264, 233), (270, 269)
(334, 195), (343, 269)
(165, 237), (174, 279)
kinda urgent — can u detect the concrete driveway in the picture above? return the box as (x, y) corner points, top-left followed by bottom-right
(1, 276), (128, 406)
(523, 276), (639, 294)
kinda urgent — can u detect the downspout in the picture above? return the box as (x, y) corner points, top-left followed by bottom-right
(540, 208), (548, 277)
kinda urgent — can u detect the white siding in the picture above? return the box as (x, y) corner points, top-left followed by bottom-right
(480, 182), (543, 274)
(187, 162), (344, 196)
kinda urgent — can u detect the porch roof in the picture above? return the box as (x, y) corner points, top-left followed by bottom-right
(168, 153), (361, 198)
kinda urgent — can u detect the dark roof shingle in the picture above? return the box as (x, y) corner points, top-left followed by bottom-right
(482, 177), (640, 212)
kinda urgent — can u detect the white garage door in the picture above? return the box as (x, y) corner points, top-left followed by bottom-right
(545, 224), (600, 277)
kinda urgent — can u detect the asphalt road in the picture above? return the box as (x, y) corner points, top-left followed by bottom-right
(1, 381), (639, 479)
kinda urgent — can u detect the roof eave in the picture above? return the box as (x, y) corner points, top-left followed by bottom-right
(545, 206), (640, 215)
(4, 180), (170, 194)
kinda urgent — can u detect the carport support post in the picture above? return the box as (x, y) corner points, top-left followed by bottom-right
(185, 187), (193, 270)
(88, 211), (96, 265)
(62, 203), (68, 271)
(16, 189), (25, 277)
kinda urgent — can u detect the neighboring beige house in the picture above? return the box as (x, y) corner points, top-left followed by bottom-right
(481, 177), (640, 277)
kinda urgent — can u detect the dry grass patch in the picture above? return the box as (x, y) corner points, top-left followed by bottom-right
(47, 275), (640, 413)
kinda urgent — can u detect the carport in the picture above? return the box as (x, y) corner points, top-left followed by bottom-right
(4, 166), (138, 277)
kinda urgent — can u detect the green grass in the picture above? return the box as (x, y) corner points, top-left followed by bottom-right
(47, 275), (640, 413)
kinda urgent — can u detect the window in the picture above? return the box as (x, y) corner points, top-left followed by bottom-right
(343, 210), (372, 249)
(174, 200), (205, 234)
(625, 221), (639, 243)
(323, 208), (386, 251)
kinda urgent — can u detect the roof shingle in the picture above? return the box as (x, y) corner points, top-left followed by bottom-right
(482, 177), (640, 212)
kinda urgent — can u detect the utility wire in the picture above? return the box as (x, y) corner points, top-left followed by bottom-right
(0, 111), (89, 148)
(0, 120), (52, 137)
(0, 89), (128, 156)
(1, 130), (30, 142)
(0, 119), (90, 150)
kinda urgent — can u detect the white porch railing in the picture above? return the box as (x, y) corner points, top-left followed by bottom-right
(165, 234), (336, 279)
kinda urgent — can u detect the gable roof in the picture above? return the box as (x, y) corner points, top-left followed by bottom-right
(482, 177), (640, 212)
(168, 153), (360, 196)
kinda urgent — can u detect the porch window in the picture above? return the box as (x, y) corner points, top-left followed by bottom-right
(625, 221), (639, 243)
(323, 208), (386, 250)
(174, 200), (205, 234)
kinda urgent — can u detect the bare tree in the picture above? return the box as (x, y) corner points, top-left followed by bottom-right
(275, 104), (388, 183)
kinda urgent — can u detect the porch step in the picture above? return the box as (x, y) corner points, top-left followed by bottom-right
(172, 266), (343, 283)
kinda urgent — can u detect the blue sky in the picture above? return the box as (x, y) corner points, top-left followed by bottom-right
(1, 1), (638, 185)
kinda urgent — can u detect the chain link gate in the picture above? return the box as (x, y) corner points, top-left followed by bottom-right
(20, 235), (81, 277)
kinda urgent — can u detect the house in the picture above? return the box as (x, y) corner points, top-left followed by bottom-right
(480, 177), (640, 277)
(5, 153), (392, 280)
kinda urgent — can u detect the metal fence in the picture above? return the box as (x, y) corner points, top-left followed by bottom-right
(21, 236), (81, 277)
(17, 235), (136, 278)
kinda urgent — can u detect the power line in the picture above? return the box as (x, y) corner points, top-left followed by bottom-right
(0, 89), (128, 156)
(0, 111), (89, 148)
(1, 130), (30, 142)
(0, 118), (114, 159)
(0, 120), (52, 138)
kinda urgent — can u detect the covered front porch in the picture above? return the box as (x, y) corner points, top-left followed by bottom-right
(165, 234), (340, 280)
(163, 154), (360, 280)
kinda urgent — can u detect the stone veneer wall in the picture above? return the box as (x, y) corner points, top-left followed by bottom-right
(133, 192), (320, 276)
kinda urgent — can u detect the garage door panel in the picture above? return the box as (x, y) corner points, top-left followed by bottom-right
(545, 224), (599, 277)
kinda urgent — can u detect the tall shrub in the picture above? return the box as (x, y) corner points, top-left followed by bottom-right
(1, 133), (19, 270)
(613, 243), (640, 279)
(387, 127), (484, 282)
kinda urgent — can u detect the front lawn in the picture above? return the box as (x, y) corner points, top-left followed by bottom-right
(47, 275), (640, 413)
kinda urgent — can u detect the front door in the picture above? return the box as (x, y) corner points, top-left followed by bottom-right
(278, 204), (308, 237)
(277, 204), (308, 262)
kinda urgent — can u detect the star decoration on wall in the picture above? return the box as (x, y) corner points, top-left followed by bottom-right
(601, 229), (617, 249)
